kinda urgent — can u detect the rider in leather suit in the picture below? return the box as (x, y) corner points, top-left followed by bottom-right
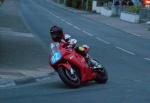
(50, 26), (100, 70)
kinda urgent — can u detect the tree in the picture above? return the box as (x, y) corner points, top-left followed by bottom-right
(66, 0), (72, 7)
(85, 0), (92, 11)
(0, 0), (4, 3)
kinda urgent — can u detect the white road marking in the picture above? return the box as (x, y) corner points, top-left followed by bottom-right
(0, 31), (34, 38)
(0, 81), (16, 88)
(130, 32), (141, 37)
(82, 30), (93, 36)
(116, 46), (135, 55)
(0, 27), (12, 31)
(50, 12), (55, 16)
(133, 80), (142, 82)
(37, 5), (57, 18)
(55, 15), (60, 19)
(60, 18), (65, 22)
(65, 21), (73, 26)
(96, 37), (110, 44)
(73, 25), (81, 30)
(144, 58), (150, 61)
(14, 33), (34, 38)
(43, 9), (60, 19)
(51, 13), (57, 17)
(48, 11), (53, 15)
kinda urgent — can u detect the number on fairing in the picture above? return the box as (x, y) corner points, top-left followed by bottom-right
(50, 43), (62, 65)
(51, 52), (61, 64)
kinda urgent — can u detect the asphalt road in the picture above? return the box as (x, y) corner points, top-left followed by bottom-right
(0, 0), (150, 103)
(0, 0), (49, 71)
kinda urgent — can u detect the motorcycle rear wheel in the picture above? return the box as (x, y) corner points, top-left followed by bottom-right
(95, 67), (108, 84)
(57, 66), (80, 88)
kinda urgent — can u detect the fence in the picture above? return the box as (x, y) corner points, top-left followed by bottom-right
(140, 8), (150, 21)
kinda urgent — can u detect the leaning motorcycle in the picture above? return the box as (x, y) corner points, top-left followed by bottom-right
(49, 42), (108, 88)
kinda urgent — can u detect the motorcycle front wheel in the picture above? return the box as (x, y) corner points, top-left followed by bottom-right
(57, 66), (80, 88)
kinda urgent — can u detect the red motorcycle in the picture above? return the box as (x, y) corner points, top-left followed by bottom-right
(49, 42), (108, 88)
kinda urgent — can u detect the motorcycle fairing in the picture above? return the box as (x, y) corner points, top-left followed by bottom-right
(63, 52), (96, 83)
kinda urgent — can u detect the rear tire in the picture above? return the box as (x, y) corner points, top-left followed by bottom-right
(57, 66), (80, 88)
(95, 67), (108, 84)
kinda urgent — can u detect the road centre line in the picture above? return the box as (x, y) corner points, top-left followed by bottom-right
(48, 11), (52, 14)
(116, 46), (135, 55)
(73, 25), (81, 30)
(144, 58), (150, 61)
(51, 13), (57, 17)
(96, 37), (110, 44)
(82, 30), (93, 36)
(36, 3), (72, 27)
(60, 18), (65, 22)
(65, 21), (73, 26)
(33, 4), (58, 19)
(50, 12), (55, 16)
(55, 15), (60, 19)
(51, 13), (58, 18)
(42, 8), (61, 20)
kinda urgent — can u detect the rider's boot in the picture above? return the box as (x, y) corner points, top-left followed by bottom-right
(85, 54), (102, 71)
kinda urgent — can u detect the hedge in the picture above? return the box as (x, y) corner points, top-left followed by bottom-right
(127, 6), (141, 14)
(72, 0), (81, 9)
(66, 0), (72, 7)
(0, 0), (4, 3)
(65, 0), (92, 11)
(0, 0), (4, 5)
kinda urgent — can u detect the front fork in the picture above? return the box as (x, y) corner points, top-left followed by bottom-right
(57, 62), (75, 75)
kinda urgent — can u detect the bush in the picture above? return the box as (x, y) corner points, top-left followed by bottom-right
(66, 0), (92, 11)
(0, 0), (4, 3)
(0, 0), (4, 5)
(127, 6), (141, 14)
(59, 0), (64, 4)
(66, 0), (72, 7)
(86, 0), (92, 11)
(97, 0), (111, 6)
(72, 0), (81, 9)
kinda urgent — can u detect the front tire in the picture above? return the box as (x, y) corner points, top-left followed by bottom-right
(57, 66), (80, 88)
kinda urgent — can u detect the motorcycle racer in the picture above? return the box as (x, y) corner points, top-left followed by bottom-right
(49, 25), (101, 70)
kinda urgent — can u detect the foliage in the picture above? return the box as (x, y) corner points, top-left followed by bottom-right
(103, 2), (112, 10)
(65, 0), (92, 11)
(85, 0), (92, 11)
(97, 0), (111, 6)
(127, 6), (141, 14)
(0, 0), (4, 6)
(59, 0), (64, 4)
(72, 0), (81, 9)
(0, 0), (4, 3)
(66, 0), (72, 7)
